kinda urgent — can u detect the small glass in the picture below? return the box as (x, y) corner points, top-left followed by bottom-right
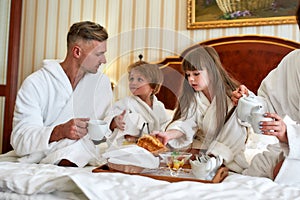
(159, 152), (192, 176)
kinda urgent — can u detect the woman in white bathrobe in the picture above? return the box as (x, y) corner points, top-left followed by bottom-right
(232, 49), (300, 185)
(105, 58), (171, 149)
(155, 46), (249, 173)
(232, 6), (300, 186)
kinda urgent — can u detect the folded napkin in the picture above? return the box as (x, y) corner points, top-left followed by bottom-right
(102, 145), (159, 169)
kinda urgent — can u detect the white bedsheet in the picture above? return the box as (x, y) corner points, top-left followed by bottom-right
(0, 162), (299, 200)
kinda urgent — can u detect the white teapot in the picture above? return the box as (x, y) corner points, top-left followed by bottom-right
(236, 93), (266, 123)
(236, 93), (271, 133)
(249, 105), (273, 133)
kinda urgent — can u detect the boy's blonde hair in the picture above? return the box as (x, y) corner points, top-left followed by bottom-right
(127, 59), (164, 95)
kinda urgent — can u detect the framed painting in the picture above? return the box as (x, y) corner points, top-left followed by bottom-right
(187, 0), (299, 29)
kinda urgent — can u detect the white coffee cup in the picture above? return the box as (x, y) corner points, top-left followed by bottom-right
(250, 113), (273, 134)
(88, 120), (109, 143)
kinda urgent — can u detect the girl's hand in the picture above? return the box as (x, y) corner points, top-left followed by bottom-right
(231, 85), (249, 106)
(151, 131), (170, 146)
(260, 113), (288, 143)
(152, 130), (184, 146)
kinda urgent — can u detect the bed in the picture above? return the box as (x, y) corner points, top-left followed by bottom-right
(0, 35), (300, 200)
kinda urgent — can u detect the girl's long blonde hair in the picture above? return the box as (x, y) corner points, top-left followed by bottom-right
(170, 45), (239, 137)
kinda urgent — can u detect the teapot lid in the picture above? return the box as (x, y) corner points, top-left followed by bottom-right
(239, 93), (263, 105)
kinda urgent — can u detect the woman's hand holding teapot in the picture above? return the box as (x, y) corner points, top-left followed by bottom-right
(231, 85), (249, 106)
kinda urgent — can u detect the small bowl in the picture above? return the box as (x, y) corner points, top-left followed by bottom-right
(159, 152), (192, 171)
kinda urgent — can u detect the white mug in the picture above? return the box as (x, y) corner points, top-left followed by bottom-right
(250, 113), (273, 134)
(88, 120), (109, 143)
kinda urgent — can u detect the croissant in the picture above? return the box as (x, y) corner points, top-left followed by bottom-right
(137, 135), (168, 154)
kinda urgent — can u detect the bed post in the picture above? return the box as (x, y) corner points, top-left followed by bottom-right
(2, 0), (23, 153)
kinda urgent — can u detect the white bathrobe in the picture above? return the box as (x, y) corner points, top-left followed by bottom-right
(167, 92), (249, 173)
(10, 60), (113, 167)
(244, 50), (300, 186)
(105, 95), (171, 148)
(105, 95), (171, 149)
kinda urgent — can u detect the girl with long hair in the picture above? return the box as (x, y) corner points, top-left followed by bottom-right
(155, 45), (249, 173)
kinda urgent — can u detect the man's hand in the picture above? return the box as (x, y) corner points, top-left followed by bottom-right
(231, 85), (249, 106)
(50, 118), (90, 142)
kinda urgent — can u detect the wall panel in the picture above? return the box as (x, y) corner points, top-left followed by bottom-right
(0, 0), (11, 151)
(0, 98), (4, 150)
(55, 0), (70, 59)
(20, 0), (37, 81)
(34, 0), (47, 68)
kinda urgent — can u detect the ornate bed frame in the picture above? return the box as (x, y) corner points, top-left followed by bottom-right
(156, 35), (300, 110)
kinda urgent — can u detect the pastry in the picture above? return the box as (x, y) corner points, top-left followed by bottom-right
(137, 134), (168, 154)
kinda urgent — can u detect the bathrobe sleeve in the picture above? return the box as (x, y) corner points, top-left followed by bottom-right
(281, 115), (300, 159)
(152, 98), (171, 131)
(166, 106), (199, 149)
(274, 115), (300, 186)
(11, 73), (56, 156)
(207, 110), (249, 172)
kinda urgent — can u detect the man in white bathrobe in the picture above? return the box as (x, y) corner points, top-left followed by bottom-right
(231, 6), (300, 186)
(10, 21), (113, 167)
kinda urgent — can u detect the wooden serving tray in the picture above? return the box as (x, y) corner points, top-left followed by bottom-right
(92, 164), (228, 183)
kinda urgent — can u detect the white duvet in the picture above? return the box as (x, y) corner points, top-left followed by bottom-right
(0, 161), (299, 200)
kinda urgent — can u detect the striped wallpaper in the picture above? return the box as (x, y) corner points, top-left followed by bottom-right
(0, 0), (299, 151)
(18, 0), (300, 100)
(0, 0), (10, 85)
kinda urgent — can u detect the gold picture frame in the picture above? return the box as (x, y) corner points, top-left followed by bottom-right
(187, 0), (298, 29)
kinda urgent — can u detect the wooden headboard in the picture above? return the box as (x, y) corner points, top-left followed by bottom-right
(156, 35), (300, 110)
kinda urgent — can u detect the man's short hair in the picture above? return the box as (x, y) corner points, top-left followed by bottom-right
(67, 21), (108, 48)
